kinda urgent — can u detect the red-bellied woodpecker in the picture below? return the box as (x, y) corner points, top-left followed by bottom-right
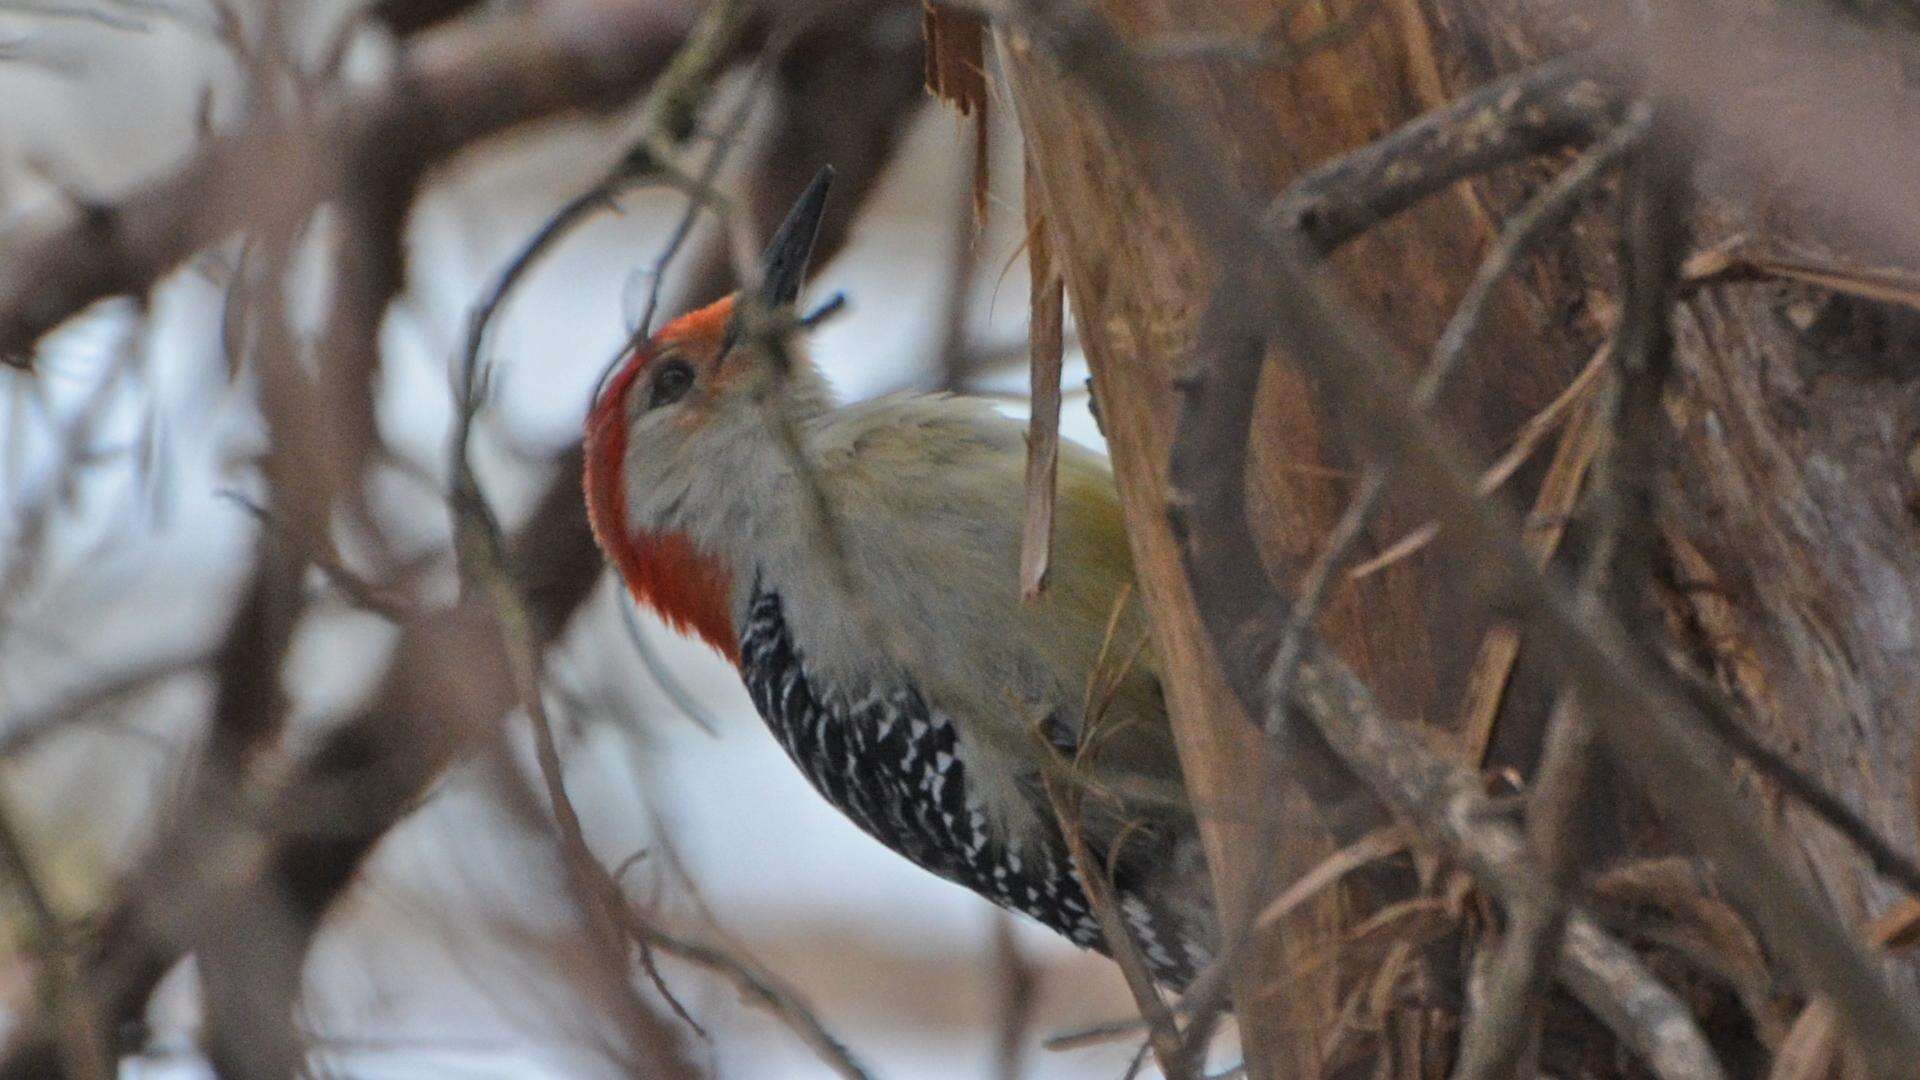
(584, 168), (1216, 987)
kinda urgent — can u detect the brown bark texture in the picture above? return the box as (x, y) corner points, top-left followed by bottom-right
(1001, 0), (1920, 1075)
(1003, 0), (1596, 1072)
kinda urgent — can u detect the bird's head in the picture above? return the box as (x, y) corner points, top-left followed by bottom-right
(583, 167), (836, 660)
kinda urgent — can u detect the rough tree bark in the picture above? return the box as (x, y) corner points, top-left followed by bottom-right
(1001, 0), (1920, 1075)
(1001, 1), (1601, 1073)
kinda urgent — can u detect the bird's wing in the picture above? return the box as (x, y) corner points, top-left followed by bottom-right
(777, 395), (1189, 848)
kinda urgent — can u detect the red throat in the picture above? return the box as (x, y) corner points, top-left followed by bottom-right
(584, 315), (739, 663)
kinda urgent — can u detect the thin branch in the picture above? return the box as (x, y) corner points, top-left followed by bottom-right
(218, 491), (417, 619)
(1479, 340), (1611, 501)
(627, 18), (775, 356)
(452, 327), (709, 1037)
(1254, 824), (1411, 931)
(0, 1), (148, 30)
(445, 60), (870, 1066)
(0, 339), (139, 614)
(990, 913), (1038, 1080)
(0, 650), (207, 762)
(1044, 1013), (1147, 1052)
(1453, 375), (1606, 763)
(1673, 672), (1920, 900)
(615, 597), (721, 737)
(1041, 765), (1190, 1079)
(1265, 115), (1648, 749)
(637, 921), (875, 1080)
(0, 789), (111, 1080)
(1454, 107), (1695, 1080)
(1270, 51), (1624, 255)
(463, 0), (750, 401)
(0, 1), (705, 364)
(1446, 158), (1658, 1066)
(450, 444), (871, 1077)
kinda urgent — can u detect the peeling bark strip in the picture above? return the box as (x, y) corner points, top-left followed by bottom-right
(922, 2), (987, 113)
(921, 2), (991, 223)
(1021, 155), (1065, 600)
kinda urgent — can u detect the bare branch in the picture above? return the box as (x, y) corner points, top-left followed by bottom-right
(12, 12), (928, 1072)
(0, 789), (111, 1080)
(1041, 764), (1190, 1079)
(990, 913), (1038, 1080)
(0, 650), (207, 763)
(1254, 825), (1410, 932)
(188, 544), (310, 1080)
(1271, 51), (1624, 255)
(615, 597), (722, 737)
(1558, 916), (1730, 1080)
(635, 922), (876, 1080)
(0, 1), (703, 364)
(1672, 670), (1920, 900)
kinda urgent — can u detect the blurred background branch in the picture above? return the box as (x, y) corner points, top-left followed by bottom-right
(0, 0), (1110, 1075)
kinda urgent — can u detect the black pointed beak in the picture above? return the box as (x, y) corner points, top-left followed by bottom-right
(757, 165), (834, 310)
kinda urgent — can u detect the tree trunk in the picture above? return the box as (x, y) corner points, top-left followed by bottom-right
(1000, 0), (1920, 1075)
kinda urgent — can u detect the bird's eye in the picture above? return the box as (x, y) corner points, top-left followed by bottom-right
(648, 360), (695, 409)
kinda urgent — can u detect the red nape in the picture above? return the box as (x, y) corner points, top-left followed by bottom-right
(584, 338), (738, 663)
